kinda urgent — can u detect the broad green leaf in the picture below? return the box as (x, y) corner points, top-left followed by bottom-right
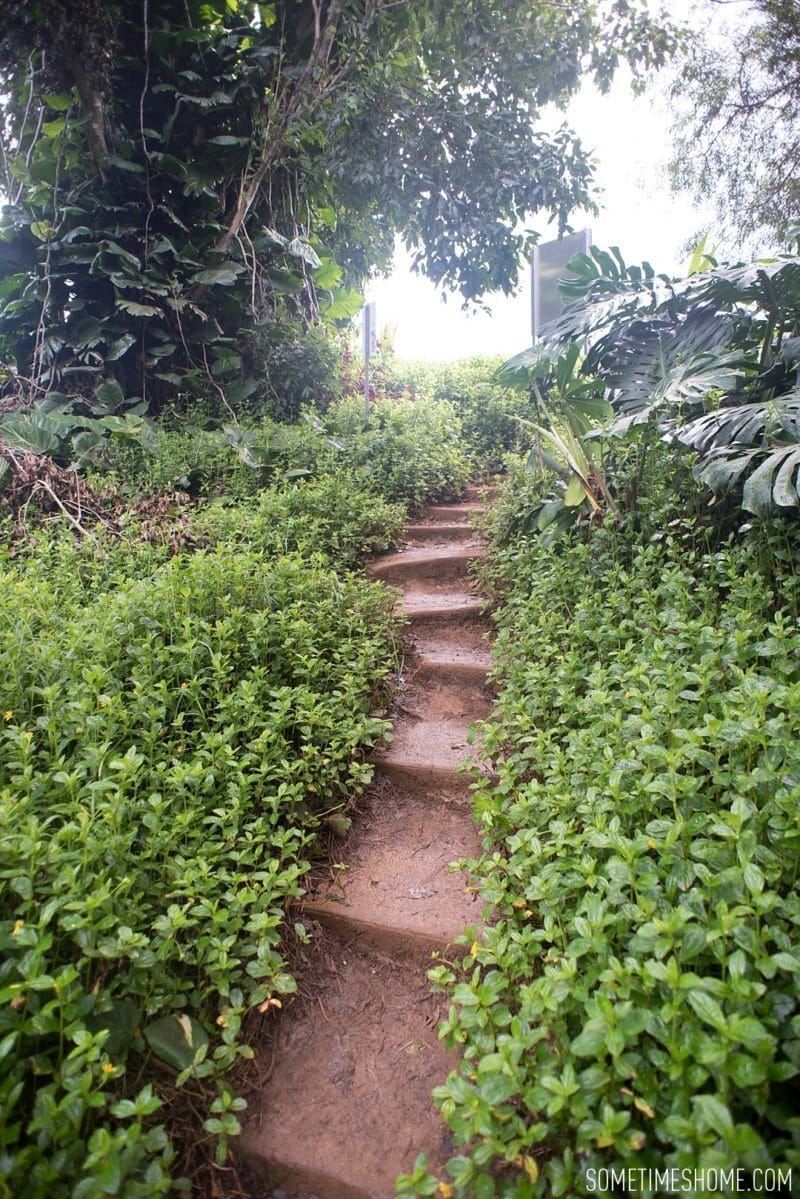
(189, 264), (243, 286)
(30, 220), (53, 241)
(211, 350), (242, 377)
(143, 1012), (208, 1071)
(742, 446), (800, 514)
(116, 299), (162, 317)
(0, 412), (64, 454)
(87, 998), (140, 1057)
(287, 238), (321, 268)
(571, 1023), (607, 1057)
(41, 118), (66, 138)
(478, 1072), (517, 1105)
(314, 258), (342, 290)
(70, 428), (107, 467)
(564, 474), (587, 507)
(107, 333), (137, 361)
(93, 380), (126, 412)
(692, 1093), (733, 1137)
(687, 989), (726, 1031)
(106, 154), (145, 174)
(42, 93), (73, 111)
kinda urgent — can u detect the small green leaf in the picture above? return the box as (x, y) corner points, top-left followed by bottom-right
(687, 989), (727, 1031)
(692, 1093), (733, 1138)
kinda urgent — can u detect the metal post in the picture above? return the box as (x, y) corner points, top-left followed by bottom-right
(362, 302), (376, 422)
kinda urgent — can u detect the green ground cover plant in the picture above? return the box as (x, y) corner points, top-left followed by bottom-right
(401, 446), (800, 1197)
(93, 390), (471, 511)
(0, 365), (487, 1194)
(194, 475), (405, 569)
(390, 357), (535, 475)
(324, 394), (472, 508)
(0, 481), (401, 1194)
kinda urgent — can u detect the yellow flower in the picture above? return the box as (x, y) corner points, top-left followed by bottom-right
(3, 711), (12, 721)
(101, 1062), (116, 1076)
(12, 920), (24, 936)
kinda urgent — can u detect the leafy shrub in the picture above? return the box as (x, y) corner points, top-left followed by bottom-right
(325, 393), (471, 507)
(98, 424), (260, 498)
(97, 389), (475, 510)
(195, 474), (405, 568)
(407, 462), (800, 1197)
(0, 537), (396, 1196)
(248, 323), (343, 421)
(392, 357), (535, 473)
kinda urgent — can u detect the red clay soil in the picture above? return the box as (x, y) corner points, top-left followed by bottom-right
(236, 486), (496, 1199)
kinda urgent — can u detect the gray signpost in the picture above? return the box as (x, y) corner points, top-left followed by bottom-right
(531, 228), (591, 340)
(362, 302), (377, 420)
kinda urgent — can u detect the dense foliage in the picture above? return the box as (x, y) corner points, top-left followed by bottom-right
(390, 357), (535, 474)
(0, 0), (675, 416)
(401, 447), (800, 1197)
(95, 388), (473, 509)
(669, 0), (800, 250)
(499, 244), (800, 535)
(0, 382), (484, 1196)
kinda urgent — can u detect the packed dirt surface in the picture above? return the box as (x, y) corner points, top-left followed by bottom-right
(237, 487), (496, 1199)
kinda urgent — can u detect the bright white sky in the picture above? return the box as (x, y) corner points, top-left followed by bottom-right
(368, 0), (720, 361)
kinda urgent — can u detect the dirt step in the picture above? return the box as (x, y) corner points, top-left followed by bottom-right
(375, 715), (485, 792)
(403, 523), (477, 545)
(397, 574), (486, 622)
(237, 938), (456, 1199)
(369, 545), (483, 585)
(464, 483), (500, 503)
(420, 503), (481, 524)
(404, 656), (494, 707)
(301, 787), (482, 957)
(409, 620), (493, 663)
(399, 593), (486, 623)
(397, 654), (493, 720)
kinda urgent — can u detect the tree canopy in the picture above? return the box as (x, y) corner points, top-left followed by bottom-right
(669, 0), (800, 252)
(0, 0), (676, 416)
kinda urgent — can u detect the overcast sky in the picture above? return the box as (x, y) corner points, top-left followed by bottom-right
(369, 0), (721, 361)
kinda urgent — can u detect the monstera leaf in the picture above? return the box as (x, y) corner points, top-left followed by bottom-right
(743, 445), (800, 514)
(694, 442), (800, 515)
(592, 308), (741, 421)
(679, 390), (800, 454)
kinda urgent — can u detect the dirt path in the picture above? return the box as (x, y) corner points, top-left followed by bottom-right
(238, 486), (495, 1199)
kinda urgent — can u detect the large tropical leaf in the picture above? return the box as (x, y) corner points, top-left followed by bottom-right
(743, 445), (800, 514)
(678, 390), (800, 454)
(0, 411), (66, 454)
(589, 309), (742, 431)
(694, 445), (762, 497)
(679, 259), (800, 313)
(694, 441), (800, 515)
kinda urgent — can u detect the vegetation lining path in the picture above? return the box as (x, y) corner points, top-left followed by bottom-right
(238, 486), (496, 1198)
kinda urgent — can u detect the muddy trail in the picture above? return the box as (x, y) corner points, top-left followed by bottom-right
(237, 486), (496, 1199)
